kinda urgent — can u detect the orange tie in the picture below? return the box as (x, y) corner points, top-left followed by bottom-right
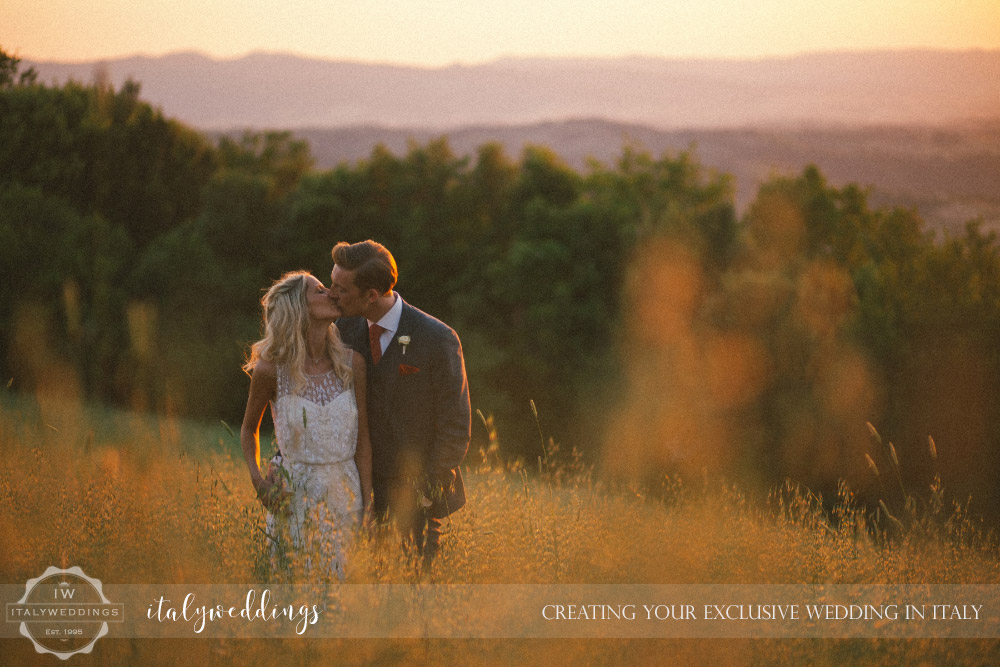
(369, 323), (385, 364)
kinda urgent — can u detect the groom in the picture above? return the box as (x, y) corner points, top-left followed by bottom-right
(330, 240), (470, 564)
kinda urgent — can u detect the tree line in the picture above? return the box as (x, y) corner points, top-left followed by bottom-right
(2, 49), (998, 520)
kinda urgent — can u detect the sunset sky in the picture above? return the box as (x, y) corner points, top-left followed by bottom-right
(3, 0), (999, 65)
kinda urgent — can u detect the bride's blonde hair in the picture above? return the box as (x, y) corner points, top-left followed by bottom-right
(243, 271), (352, 392)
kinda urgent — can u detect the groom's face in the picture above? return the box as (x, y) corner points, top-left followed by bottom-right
(330, 265), (369, 318)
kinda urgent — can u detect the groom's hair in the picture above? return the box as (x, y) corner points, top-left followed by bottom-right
(332, 240), (398, 295)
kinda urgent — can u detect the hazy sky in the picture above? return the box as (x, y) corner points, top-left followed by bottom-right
(3, 0), (999, 65)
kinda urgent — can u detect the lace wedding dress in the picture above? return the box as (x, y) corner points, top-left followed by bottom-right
(267, 361), (361, 579)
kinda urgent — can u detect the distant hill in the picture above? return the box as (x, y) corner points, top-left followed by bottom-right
(27, 51), (1000, 231)
(223, 119), (1000, 234)
(26, 50), (1000, 130)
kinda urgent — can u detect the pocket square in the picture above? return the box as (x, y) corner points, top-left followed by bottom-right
(399, 363), (420, 375)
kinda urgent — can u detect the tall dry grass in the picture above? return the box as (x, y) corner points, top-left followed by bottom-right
(1, 392), (998, 665)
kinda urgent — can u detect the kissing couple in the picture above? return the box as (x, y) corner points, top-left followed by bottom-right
(240, 240), (471, 578)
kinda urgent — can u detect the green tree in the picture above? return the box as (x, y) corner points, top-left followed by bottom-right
(0, 76), (215, 248)
(217, 130), (313, 199)
(0, 47), (37, 88)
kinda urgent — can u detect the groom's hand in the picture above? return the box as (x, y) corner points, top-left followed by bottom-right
(417, 473), (450, 510)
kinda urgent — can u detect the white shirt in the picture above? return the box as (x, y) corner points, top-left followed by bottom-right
(367, 292), (402, 355)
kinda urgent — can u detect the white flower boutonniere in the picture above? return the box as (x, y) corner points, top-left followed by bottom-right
(398, 335), (411, 355)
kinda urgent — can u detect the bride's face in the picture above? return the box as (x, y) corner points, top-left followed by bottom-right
(304, 275), (341, 321)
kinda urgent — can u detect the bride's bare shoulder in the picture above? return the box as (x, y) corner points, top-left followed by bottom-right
(249, 358), (277, 381)
(245, 358), (277, 403)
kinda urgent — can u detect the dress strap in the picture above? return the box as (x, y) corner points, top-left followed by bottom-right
(275, 363), (290, 399)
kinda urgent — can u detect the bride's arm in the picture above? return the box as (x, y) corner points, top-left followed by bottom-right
(240, 360), (277, 499)
(351, 351), (374, 514)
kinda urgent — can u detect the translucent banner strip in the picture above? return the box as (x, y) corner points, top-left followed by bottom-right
(3, 584), (999, 639)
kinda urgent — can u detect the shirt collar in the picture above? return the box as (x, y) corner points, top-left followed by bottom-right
(368, 292), (402, 334)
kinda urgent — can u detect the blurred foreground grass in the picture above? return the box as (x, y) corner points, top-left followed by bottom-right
(1, 391), (998, 665)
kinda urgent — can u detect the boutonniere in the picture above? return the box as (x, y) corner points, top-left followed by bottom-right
(399, 363), (420, 376)
(398, 335), (411, 355)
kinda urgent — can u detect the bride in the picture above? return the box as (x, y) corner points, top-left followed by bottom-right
(240, 270), (372, 579)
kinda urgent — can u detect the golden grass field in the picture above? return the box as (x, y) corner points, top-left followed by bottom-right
(2, 391), (999, 665)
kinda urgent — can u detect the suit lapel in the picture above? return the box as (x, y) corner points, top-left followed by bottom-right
(382, 300), (418, 403)
(388, 300), (416, 359)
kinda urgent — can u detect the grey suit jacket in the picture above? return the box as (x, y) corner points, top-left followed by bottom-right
(336, 297), (470, 516)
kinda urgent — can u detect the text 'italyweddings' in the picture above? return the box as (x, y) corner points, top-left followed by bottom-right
(146, 588), (321, 635)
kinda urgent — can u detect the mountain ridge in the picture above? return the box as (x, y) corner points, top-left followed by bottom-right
(25, 49), (1000, 130)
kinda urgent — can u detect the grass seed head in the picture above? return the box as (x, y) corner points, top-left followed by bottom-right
(864, 453), (879, 477)
(865, 421), (882, 445)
